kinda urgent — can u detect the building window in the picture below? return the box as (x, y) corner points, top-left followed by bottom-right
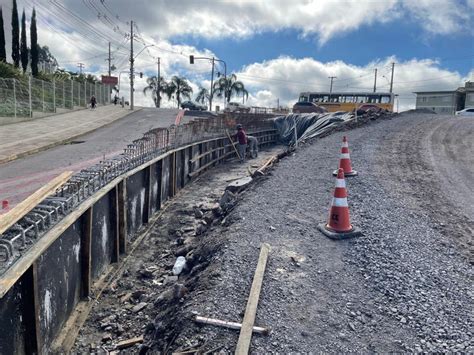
(441, 96), (451, 102)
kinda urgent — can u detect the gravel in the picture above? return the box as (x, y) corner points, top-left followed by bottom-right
(173, 112), (473, 353)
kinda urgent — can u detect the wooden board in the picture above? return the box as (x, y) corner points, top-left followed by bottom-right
(235, 243), (271, 355)
(0, 171), (73, 235)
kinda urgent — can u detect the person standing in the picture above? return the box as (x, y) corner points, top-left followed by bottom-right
(90, 95), (97, 109)
(235, 124), (247, 163)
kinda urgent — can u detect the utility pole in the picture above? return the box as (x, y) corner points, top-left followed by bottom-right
(130, 20), (134, 110)
(328, 76), (336, 101)
(77, 63), (85, 75)
(106, 42), (113, 76)
(373, 68), (377, 93)
(209, 57), (215, 112)
(389, 62), (395, 93)
(157, 57), (161, 108)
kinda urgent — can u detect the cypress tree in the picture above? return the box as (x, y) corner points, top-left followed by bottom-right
(20, 9), (27, 72)
(30, 7), (38, 76)
(11, 0), (20, 67)
(0, 7), (6, 62)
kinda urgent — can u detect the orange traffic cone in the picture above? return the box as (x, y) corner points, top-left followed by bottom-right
(333, 136), (357, 177)
(318, 168), (361, 239)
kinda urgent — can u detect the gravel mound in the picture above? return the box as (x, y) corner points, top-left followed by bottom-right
(172, 113), (473, 353)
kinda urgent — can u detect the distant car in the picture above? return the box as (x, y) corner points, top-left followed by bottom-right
(455, 107), (474, 116)
(225, 102), (250, 113)
(181, 101), (207, 111)
(356, 104), (383, 115)
(292, 101), (327, 114)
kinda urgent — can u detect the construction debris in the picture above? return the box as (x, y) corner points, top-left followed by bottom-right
(194, 315), (270, 335)
(115, 336), (144, 350)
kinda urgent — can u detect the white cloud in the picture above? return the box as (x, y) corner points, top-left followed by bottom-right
(49, 0), (471, 43)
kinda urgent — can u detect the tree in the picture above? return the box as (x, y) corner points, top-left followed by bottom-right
(195, 87), (210, 106)
(11, 0), (20, 67)
(143, 75), (167, 108)
(30, 7), (38, 76)
(0, 60), (21, 78)
(165, 76), (193, 108)
(0, 7), (6, 62)
(213, 74), (248, 104)
(38, 45), (58, 68)
(20, 9), (27, 72)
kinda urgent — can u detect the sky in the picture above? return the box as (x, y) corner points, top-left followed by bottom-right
(0, 0), (473, 111)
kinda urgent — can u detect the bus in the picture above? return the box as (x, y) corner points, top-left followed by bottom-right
(298, 91), (394, 113)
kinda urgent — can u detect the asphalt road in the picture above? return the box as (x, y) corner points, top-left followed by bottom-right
(0, 108), (181, 208)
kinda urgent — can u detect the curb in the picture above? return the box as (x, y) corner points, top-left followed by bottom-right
(0, 108), (143, 165)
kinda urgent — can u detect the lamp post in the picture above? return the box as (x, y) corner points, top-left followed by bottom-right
(190, 55), (227, 111)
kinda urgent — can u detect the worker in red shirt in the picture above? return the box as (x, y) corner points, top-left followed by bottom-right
(235, 124), (247, 162)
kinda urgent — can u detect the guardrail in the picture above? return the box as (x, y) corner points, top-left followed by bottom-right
(0, 117), (278, 354)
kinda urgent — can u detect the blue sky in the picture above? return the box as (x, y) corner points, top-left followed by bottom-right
(174, 23), (473, 76)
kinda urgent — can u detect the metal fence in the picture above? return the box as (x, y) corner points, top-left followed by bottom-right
(0, 114), (276, 266)
(0, 77), (112, 118)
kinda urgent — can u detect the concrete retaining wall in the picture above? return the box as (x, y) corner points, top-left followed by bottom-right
(0, 129), (279, 354)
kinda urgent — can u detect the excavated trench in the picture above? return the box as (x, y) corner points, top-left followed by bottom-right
(72, 147), (284, 353)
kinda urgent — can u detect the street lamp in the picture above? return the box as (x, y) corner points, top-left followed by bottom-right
(189, 55), (227, 111)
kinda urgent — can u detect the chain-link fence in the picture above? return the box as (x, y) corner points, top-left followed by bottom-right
(0, 77), (112, 118)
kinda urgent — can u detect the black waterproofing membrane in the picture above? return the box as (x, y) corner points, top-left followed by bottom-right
(272, 111), (354, 145)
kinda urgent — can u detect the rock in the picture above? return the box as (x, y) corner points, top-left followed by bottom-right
(269, 225), (276, 231)
(154, 284), (188, 306)
(101, 333), (112, 342)
(132, 290), (147, 300)
(212, 204), (223, 217)
(163, 275), (178, 285)
(225, 176), (253, 193)
(219, 190), (236, 211)
(175, 244), (193, 257)
(193, 207), (204, 219)
(132, 302), (148, 313)
(203, 211), (214, 224)
(348, 322), (356, 331)
(195, 223), (207, 236)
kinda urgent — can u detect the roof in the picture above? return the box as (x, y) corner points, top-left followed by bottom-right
(299, 91), (393, 96)
(414, 88), (465, 95)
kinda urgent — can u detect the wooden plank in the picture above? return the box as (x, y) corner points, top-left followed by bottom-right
(115, 336), (144, 350)
(226, 130), (241, 160)
(0, 171), (73, 235)
(117, 180), (127, 254)
(143, 165), (151, 223)
(235, 243), (271, 355)
(23, 263), (41, 354)
(81, 207), (93, 297)
(169, 152), (176, 197)
(111, 187), (120, 263)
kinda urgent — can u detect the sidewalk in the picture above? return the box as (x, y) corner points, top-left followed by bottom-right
(0, 105), (141, 164)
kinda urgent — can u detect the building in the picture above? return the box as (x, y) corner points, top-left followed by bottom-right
(465, 81), (474, 108)
(414, 81), (473, 114)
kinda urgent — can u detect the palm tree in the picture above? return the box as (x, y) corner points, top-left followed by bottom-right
(213, 74), (249, 103)
(165, 76), (193, 108)
(143, 76), (167, 108)
(195, 87), (210, 106)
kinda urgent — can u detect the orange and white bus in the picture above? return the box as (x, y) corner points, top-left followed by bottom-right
(298, 91), (394, 113)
